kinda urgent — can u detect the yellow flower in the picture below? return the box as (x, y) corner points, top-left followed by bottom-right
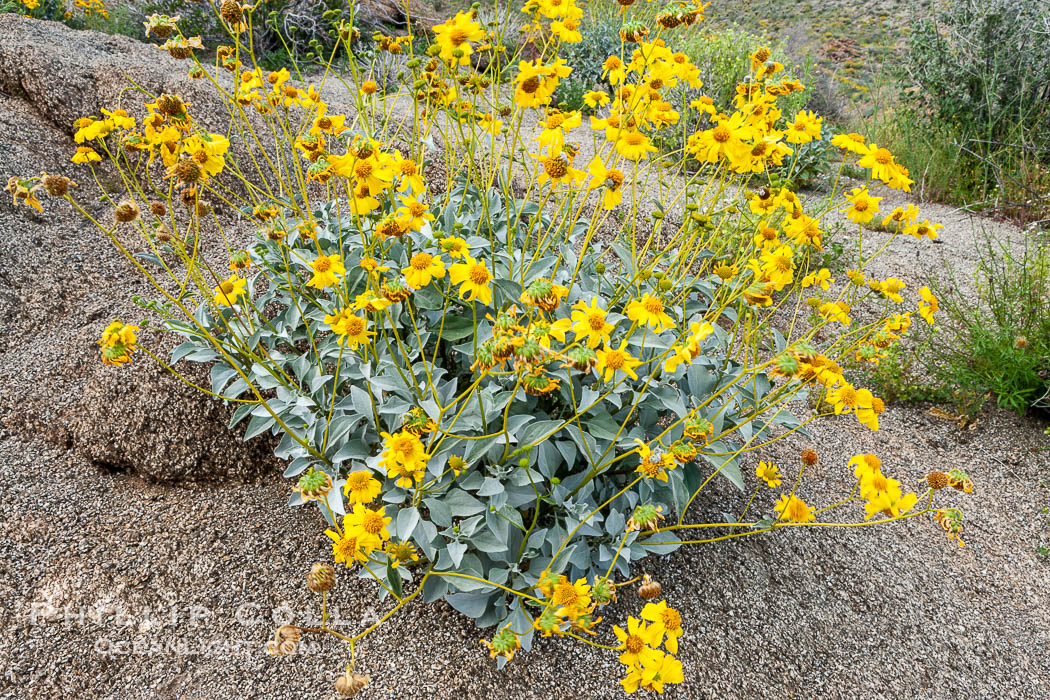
(630, 649), (685, 694)
(615, 130), (657, 161)
(477, 113), (503, 136)
(384, 540), (421, 568)
(402, 252), (446, 289)
(352, 291), (391, 313)
(213, 275), (247, 307)
(849, 453), (882, 480)
(395, 194), (435, 232)
(514, 58), (571, 108)
(448, 255), (493, 306)
(182, 132), (230, 179)
(432, 11), (486, 66)
(881, 204), (919, 229)
(98, 320), (139, 366)
(831, 132), (867, 153)
(307, 253), (346, 289)
(801, 268), (833, 290)
(774, 494), (815, 523)
(640, 600), (684, 654)
(612, 616), (663, 667)
(439, 236), (469, 259)
(380, 430), (429, 489)
(571, 298), (615, 348)
(662, 345), (692, 373)
(854, 388), (883, 430)
(918, 286), (938, 324)
(633, 440), (675, 482)
(323, 309), (373, 348)
(759, 244), (795, 290)
(880, 277), (906, 303)
(626, 294), (676, 332)
(785, 109), (822, 144)
(756, 461), (781, 488)
(583, 90), (609, 108)
(843, 187), (881, 224)
(72, 146), (102, 164)
(595, 341), (642, 382)
(549, 576), (592, 621)
(537, 110), (581, 152)
(904, 219), (942, 240)
(344, 503), (392, 547)
(343, 470), (382, 504)
(586, 156), (624, 209)
(826, 381), (859, 415)
(856, 144), (897, 181)
(688, 112), (752, 167)
(864, 485), (918, 520)
(325, 526), (376, 566)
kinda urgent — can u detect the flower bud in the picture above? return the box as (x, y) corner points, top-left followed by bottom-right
(306, 563), (336, 593)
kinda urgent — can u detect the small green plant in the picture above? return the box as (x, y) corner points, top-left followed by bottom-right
(850, 341), (948, 406)
(917, 231), (1050, 416)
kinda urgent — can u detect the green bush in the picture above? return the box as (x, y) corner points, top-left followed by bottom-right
(918, 232), (1050, 415)
(889, 0), (1050, 218)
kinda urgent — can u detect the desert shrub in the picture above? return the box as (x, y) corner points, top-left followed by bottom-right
(916, 232), (1050, 416)
(552, 15), (622, 110)
(7, 1), (975, 694)
(888, 0), (1050, 221)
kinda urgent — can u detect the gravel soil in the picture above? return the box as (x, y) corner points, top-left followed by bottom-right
(1, 406), (1048, 699)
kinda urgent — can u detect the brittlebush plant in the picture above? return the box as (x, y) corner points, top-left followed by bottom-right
(7, 0), (974, 694)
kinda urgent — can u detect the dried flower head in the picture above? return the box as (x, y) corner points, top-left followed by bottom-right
(265, 625), (300, 656)
(335, 670), (370, 697)
(637, 574), (662, 600)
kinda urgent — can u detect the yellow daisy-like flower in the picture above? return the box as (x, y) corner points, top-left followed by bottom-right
(774, 494), (815, 523)
(344, 503), (392, 547)
(384, 540), (420, 568)
(380, 430), (429, 489)
(343, 470), (382, 504)
(352, 291), (391, 314)
(801, 268), (833, 290)
(595, 341), (642, 382)
(323, 309), (373, 348)
(402, 252), (446, 289)
(432, 10), (486, 66)
(785, 109), (822, 144)
(359, 257), (390, 276)
(448, 255), (493, 306)
(615, 130), (657, 161)
(439, 235), (469, 259)
(213, 275), (247, 307)
(843, 187), (882, 224)
(570, 298), (615, 348)
(625, 293), (676, 332)
(324, 527), (376, 566)
(612, 616), (663, 667)
(307, 253), (346, 289)
(918, 286), (939, 324)
(640, 600), (684, 654)
(98, 320), (139, 366)
(72, 146), (102, 164)
(880, 277), (906, 303)
(549, 576), (592, 621)
(583, 90), (609, 108)
(756, 461), (782, 488)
